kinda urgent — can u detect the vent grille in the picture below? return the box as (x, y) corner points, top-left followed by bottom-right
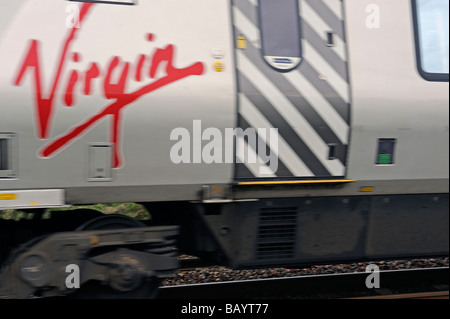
(256, 207), (297, 260)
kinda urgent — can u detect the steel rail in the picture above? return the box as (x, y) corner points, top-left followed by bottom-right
(351, 290), (448, 299)
(157, 267), (449, 299)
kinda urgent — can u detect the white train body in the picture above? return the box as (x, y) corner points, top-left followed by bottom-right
(0, 0), (448, 298)
(1, 0), (235, 203)
(0, 0), (448, 204)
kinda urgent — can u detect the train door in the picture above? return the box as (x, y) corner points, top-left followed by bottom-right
(232, 0), (351, 180)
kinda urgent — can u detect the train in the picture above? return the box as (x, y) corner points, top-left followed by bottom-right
(0, 0), (448, 298)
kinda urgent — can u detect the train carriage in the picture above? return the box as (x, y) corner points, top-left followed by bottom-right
(0, 0), (448, 298)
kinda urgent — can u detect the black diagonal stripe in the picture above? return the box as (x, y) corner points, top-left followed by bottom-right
(232, 10), (350, 124)
(305, 0), (345, 39)
(234, 0), (348, 83)
(236, 26), (347, 164)
(238, 114), (294, 178)
(235, 162), (255, 179)
(239, 72), (331, 177)
(302, 21), (349, 82)
(233, 0), (258, 25)
(299, 60), (350, 123)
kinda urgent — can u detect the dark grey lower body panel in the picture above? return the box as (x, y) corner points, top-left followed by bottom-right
(196, 193), (448, 268)
(366, 194), (449, 258)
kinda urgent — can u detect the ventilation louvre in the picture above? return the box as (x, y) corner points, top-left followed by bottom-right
(256, 207), (297, 260)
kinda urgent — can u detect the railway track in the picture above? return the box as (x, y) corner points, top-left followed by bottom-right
(157, 267), (449, 299)
(352, 291), (449, 299)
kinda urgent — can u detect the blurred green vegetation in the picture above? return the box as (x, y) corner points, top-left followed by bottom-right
(0, 203), (150, 221)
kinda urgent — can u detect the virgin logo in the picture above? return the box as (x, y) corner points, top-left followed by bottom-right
(14, 3), (205, 168)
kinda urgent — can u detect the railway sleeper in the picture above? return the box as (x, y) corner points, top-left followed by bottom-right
(0, 225), (179, 299)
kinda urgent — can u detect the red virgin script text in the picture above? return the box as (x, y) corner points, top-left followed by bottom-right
(14, 3), (205, 168)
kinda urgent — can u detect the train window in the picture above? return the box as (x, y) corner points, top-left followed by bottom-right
(0, 134), (16, 179)
(412, 0), (449, 81)
(258, 0), (302, 72)
(0, 139), (8, 172)
(68, 0), (136, 5)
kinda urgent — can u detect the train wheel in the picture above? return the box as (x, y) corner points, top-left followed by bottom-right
(73, 214), (161, 299)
